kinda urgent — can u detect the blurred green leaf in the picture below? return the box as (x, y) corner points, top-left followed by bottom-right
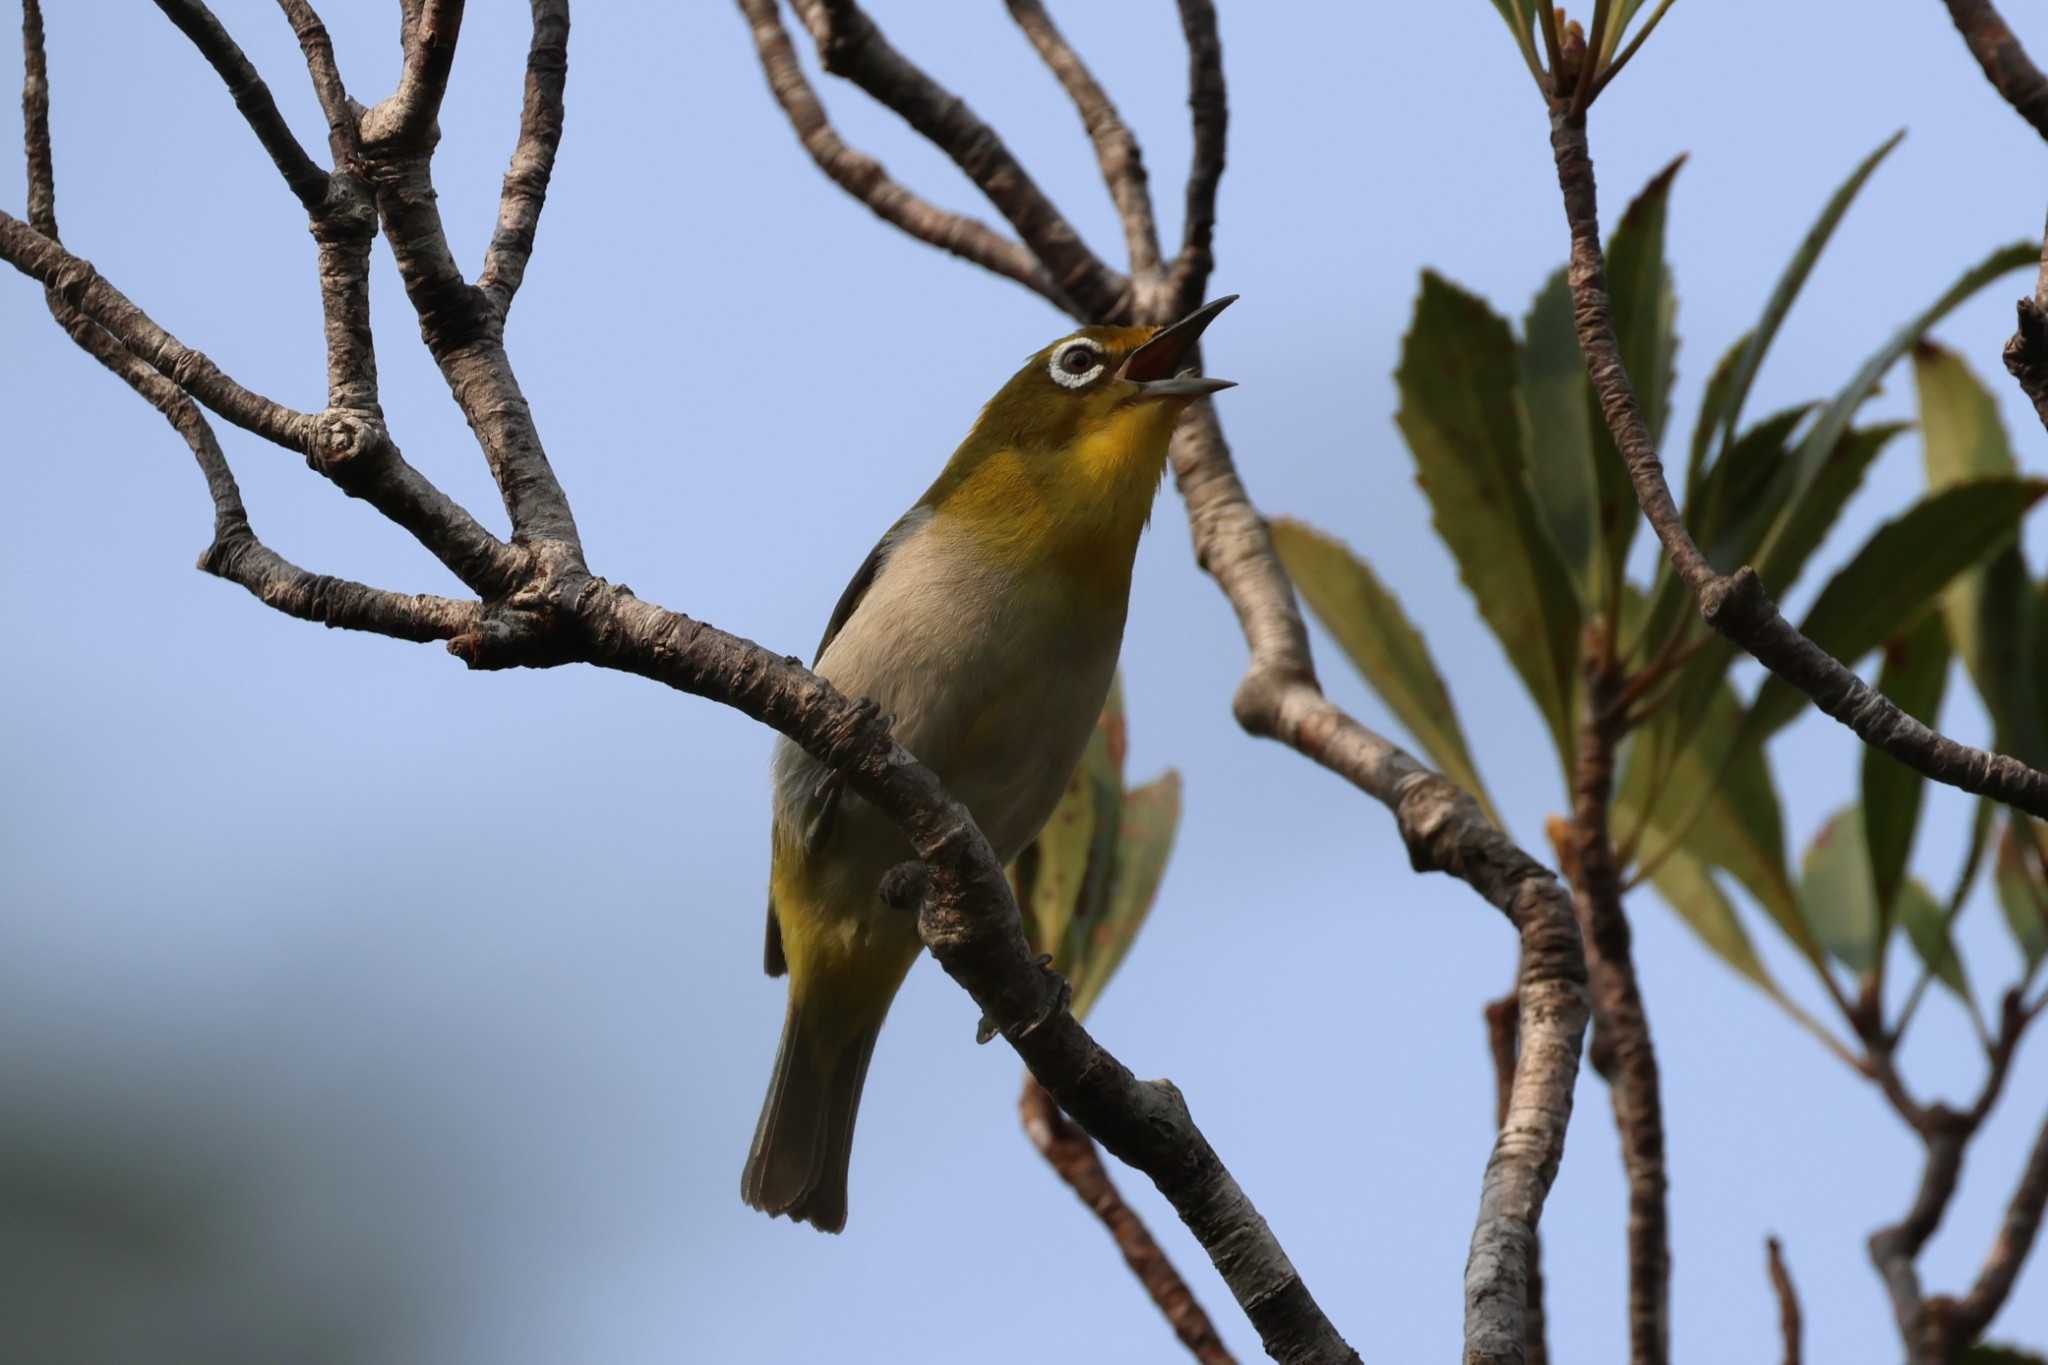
(1647, 844), (1776, 991)
(1800, 806), (1880, 977)
(1683, 332), (1750, 521)
(1746, 477), (2048, 741)
(1915, 342), (2047, 768)
(1898, 876), (1971, 1002)
(1693, 404), (1815, 573)
(1070, 772), (1181, 1020)
(1862, 609), (1951, 921)
(1766, 239), (2037, 556)
(1618, 673), (1811, 964)
(1583, 156), (1682, 602)
(1717, 131), (1904, 456)
(1995, 818), (2048, 971)
(1272, 519), (1500, 824)
(1523, 268), (1601, 597)
(1398, 272), (1583, 776)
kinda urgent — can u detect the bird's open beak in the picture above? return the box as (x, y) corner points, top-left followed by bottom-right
(1119, 294), (1238, 398)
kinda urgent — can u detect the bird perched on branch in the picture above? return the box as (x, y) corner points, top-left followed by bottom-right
(743, 297), (1237, 1232)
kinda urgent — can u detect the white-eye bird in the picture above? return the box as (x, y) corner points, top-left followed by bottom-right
(742, 297), (1237, 1232)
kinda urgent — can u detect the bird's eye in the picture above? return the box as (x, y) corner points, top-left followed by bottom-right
(1048, 339), (1105, 389)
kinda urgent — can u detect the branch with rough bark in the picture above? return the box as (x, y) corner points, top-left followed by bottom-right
(738, 5), (1589, 1362)
(1550, 106), (2048, 819)
(1019, 1078), (1235, 1365)
(6, 6), (1361, 1363)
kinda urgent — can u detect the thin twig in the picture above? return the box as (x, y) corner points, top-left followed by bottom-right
(789, 0), (1128, 319)
(1019, 1077), (1236, 1365)
(1546, 109), (2048, 819)
(1766, 1236), (1802, 1365)
(1172, 0), (1224, 301)
(1005, 0), (1160, 280)
(735, 0), (1061, 305)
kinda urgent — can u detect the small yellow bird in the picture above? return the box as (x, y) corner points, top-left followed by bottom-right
(742, 297), (1237, 1232)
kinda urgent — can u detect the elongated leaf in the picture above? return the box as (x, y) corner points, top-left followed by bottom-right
(1582, 157), (1682, 601)
(1801, 807), (1880, 977)
(1016, 682), (1125, 967)
(1071, 773), (1181, 1020)
(1899, 876), (1971, 1001)
(1719, 131), (1905, 455)
(1272, 519), (1500, 823)
(1647, 844), (1776, 991)
(1995, 818), (2048, 970)
(1765, 240), (2037, 553)
(1617, 670), (1810, 963)
(1747, 478), (2048, 741)
(1862, 608), (1951, 920)
(1686, 332), (1750, 509)
(1915, 343), (2047, 767)
(1523, 268), (1601, 595)
(1398, 272), (1583, 775)
(1693, 404), (1815, 573)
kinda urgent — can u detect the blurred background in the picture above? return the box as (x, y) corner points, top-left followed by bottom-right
(3, 1), (2046, 1360)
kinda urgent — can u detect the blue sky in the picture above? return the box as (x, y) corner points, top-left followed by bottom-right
(3, 2), (2046, 1361)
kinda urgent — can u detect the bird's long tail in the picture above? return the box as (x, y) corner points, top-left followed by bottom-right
(740, 999), (881, 1234)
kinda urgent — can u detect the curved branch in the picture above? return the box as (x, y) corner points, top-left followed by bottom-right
(277, 0), (357, 163)
(1947, 1107), (2048, 1343)
(1172, 0), (1225, 294)
(736, 0), (1061, 305)
(789, 0), (1128, 319)
(1019, 1077), (1236, 1365)
(361, 0), (463, 152)
(478, 0), (569, 313)
(152, 0), (328, 211)
(1766, 1237), (1802, 1365)
(1547, 109), (2048, 820)
(1940, 0), (2048, 140)
(1005, 0), (1161, 279)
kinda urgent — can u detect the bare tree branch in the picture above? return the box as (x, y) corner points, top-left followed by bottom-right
(1561, 641), (1669, 1365)
(1485, 989), (1552, 1365)
(1766, 1236), (1802, 1365)
(788, 0), (1129, 319)
(277, 0), (357, 163)
(1019, 1077), (1236, 1365)
(1004, 0), (1161, 280)
(1172, 0), (1224, 298)
(361, 0), (463, 152)
(151, 0), (328, 211)
(1547, 109), (2048, 820)
(478, 0), (568, 313)
(1946, 1106), (2048, 1344)
(735, 0), (1061, 304)
(1940, 0), (2048, 139)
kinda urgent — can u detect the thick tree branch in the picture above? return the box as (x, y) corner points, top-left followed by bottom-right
(1548, 109), (2048, 820)
(735, 0), (1061, 305)
(277, 0), (357, 163)
(361, 0), (463, 153)
(1019, 1077), (1236, 1365)
(1485, 989), (1551, 1365)
(788, 0), (1129, 319)
(152, 0), (328, 212)
(478, 0), (568, 313)
(1766, 1236), (1802, 1365)
(1004, 0), (1161, 280)
(1563, 639), (1669, 1365)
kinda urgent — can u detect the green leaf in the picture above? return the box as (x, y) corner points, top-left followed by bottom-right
(1070, 772), (1181, 1020)
(1718, 130), (1904, 456)
(1693, 404), (1815, 573)
(1995, 818), (2048, 971)
(1765, 239), (2037, 557)
(1862, 608), (1951, 920)
(1398, 272), (1584, 776)
(1271, 518), (1501, 824)
(1915, 343), (2047, 767)
(1523, 268), (1601, 596)
(1686, 332), (1749, 509)
(1800, 806), (1881, 977)
(1646, 843), (1776, 991)
(1746, 477), (2048, 742)
(1017, 689), (1122, 970)
(1898, 876), (1971, 1002)
(1617, 672), (1811, 963)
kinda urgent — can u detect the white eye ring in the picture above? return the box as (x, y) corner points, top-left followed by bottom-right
(1048, 338), (1107, 389)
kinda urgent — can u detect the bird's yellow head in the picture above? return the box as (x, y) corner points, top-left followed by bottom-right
(924, 296), (1237, 583)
